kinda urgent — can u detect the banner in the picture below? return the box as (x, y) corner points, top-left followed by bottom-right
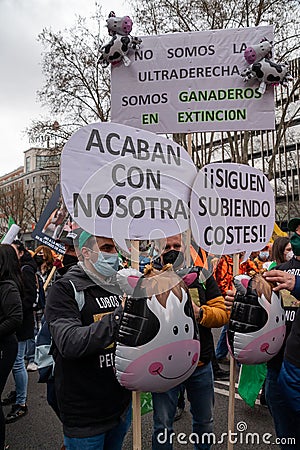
(111, 26), (274, 133)
(31, 185), (68, 254)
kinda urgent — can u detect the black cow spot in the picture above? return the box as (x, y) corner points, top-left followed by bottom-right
(109, 51), (122, 61)
(266, 74), (281, 82)
(103, 42), (114, 55)
(121, 36), (130, 52)
(266, 59), (283, 73)
(252, 62), (264, 79)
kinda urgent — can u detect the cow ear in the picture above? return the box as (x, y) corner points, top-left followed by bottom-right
(182, 272), (198, 286)
(128, 276), (140, 289)
(116, 268), (143, 296)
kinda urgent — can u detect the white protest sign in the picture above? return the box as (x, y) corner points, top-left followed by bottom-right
(1, 224), (20, 244)
(190, 163), (275, 257)
(111, 26), (274, 133)
(61, 122), (197, 247)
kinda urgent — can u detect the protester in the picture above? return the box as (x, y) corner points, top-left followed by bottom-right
(264, 269), (300, 415)
(151, 233), (228, 450)
(253, 245), (271, 271)
(214, 253), (259, 367)
(260, 220), (299, 446)
(271, 236), (292, 266)
(0, 244), (23, 450)
(11, 240), (38, 372)
(3, 241), (37, 424)
(35, 230), (79, 418)
(55, 231), (80, 277)
(33, 245), (54, 283)
(45, 231), (131, 450)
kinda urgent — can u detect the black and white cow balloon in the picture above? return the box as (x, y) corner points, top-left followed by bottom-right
(227, 274), (286, 364)
(99, 11), (142, 67)
(115, 265), (200, 393)
(241, 39), (293, 94)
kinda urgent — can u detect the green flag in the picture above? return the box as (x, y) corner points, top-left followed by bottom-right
(8, 216), (15, 229)
(238, 363), (267, 407)
(140, 392), (153, 415)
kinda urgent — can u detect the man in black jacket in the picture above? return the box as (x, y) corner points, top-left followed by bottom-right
(45, 231), (131, 450)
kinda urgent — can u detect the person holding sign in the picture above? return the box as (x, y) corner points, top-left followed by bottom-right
(152, 234), (228, 450)
(261, 219), (300, 448)
(45, 231), (131, 450)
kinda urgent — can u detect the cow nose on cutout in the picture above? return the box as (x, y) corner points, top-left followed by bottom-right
(260, 343), (269, 352)
(149, 362), (163, 375)
(192, 353), (199, 365)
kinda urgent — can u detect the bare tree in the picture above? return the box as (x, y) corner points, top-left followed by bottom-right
(27, 8), (111, 147)
(0, 181), (30, 234)
(130, 0), (300, 165)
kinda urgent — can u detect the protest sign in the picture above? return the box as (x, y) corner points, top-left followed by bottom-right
(31, 185), (68, 254)
(60, 122), (197, 248)
(111, 26), (274, 133)
(1, 224), (20, 244)
(190, 163), (275, 257)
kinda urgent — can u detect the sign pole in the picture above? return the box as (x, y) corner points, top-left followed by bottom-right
(227, 253), (239, 450)
(130, 239), (142, 450)
(185, 133), (193, 264)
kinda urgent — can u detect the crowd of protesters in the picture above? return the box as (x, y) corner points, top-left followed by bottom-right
(0, 218), (300, 450)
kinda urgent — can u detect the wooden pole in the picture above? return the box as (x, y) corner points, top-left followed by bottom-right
(185, 133), (193, 264)
(227, 253), (239, 450)
(130, 240), (142, 450)
(43, 254), (63, 291)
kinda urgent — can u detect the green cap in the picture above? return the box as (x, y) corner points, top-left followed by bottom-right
(78, 231), (92, 250)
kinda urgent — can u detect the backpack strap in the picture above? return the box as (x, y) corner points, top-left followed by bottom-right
(69, 280), (85, 311)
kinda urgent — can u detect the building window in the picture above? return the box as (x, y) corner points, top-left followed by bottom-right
(25, 156), (31, 173)
(26, 179), (29, 185)
(32, 176), (36, 183)
(36, 154), (59, 170)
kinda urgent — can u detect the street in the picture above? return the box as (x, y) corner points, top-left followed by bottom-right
(4, 366), (280, 450)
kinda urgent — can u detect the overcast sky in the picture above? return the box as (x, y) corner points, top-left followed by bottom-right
(0, 0), (130, 176)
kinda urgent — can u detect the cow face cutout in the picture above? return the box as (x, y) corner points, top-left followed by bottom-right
(115, 267), (200, 392)
(228, 274), (286, 364)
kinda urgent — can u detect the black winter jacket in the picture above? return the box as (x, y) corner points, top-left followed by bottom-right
(45, 264), (131, 438)
(17, 254), (37, 341)
(0, 280), (23, 342)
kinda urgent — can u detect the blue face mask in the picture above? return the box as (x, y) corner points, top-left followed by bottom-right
(92, 252), (119, 277)
(259, 251), (269, 260)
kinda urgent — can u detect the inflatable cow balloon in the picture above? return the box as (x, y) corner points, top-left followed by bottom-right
(241, 38), (293, 94)
(115, 265), (200, 393)
(244, 39), (272, 65)
(227, 274), (286, 364)
(99, 11), (142, 67)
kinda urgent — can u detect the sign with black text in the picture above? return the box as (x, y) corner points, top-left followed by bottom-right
(190, 163), (275, 257)
(111, 26), (274, 133)
(61, 122), (197, 245)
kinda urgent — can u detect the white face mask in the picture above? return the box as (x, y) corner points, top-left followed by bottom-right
(286, 250), (294, 261)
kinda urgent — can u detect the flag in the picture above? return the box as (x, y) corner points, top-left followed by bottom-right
(238, 363), (267, 407)
(271, 222), (288, 242)
(140, 392), (153, 415)
(1, 216), (16, 243)
(7, 216), (15, 229)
